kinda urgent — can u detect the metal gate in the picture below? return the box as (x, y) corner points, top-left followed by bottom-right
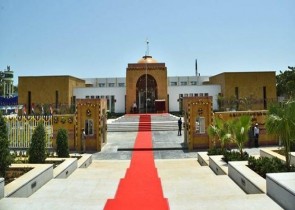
(5, 115), (53, 149)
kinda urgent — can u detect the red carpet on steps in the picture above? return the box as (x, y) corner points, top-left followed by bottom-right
(104, 114), (170, 210)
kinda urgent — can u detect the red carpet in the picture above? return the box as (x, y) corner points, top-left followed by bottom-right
(104, 115), (169, 210)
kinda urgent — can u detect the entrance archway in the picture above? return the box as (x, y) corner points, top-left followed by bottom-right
(136, 74), (157, 113)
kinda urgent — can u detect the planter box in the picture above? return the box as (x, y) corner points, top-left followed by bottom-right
(260, 148), (285, 163)
(48, 158), (78, 179)
(197, 152), (209, 166)
(261, 148), (295, 165)
(5, 164), (53, 198)
(0, 178), (4, 199)
(228, 161), (266, 194)
(209, 155), (227, 175)
(77, 154), (92, 168)
(266, 172), (295, 210)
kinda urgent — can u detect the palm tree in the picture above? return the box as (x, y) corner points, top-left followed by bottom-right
(228, 115), (251, 158)
(265, 100), (295, 170)
(207, 116), (231, 151)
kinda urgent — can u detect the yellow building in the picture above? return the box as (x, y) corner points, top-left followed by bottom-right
(126, 55), (168, 113)
(18, 75), (85, 114)
(209, 71), (276, 111)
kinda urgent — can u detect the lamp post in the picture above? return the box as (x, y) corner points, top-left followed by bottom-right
(145, 57), (147, 113)
(145, 39), (149, 113)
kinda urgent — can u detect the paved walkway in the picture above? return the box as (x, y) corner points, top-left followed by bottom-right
(0, 114), (283, 210)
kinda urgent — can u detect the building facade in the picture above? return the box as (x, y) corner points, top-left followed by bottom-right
(17, 56), (277, 114)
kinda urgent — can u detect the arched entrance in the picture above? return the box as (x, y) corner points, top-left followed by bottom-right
(136, 74), (157, 113)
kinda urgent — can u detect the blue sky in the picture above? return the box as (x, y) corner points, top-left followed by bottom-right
(1, 0), (294, 84)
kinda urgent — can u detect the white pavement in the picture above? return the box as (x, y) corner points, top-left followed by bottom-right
(0, 158), (283, 210)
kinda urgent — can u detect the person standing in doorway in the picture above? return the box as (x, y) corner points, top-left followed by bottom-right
(132, 101), (137, 113)
(178, 117), (182, 136)
(82, 128), (86, 153)
(254, 123), (260, 148)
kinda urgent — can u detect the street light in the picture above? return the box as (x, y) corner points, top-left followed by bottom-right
(145, 39), (149, 113)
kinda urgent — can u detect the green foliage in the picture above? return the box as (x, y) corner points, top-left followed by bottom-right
(207, 117), (231, 150)
(265, 100), (295, 170)
(56, 128), (69, 158)
(28, 123), (46, 163)
(207, 147), (226, 156)
(228, 115), (251, 158)
(222, 150), (249, 163)
(276, 66), (295, 99)
(248, 156), (295, 178)
(0, 112), (13, 178)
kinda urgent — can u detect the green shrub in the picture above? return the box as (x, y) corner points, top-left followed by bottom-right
(56, 128), (69, 158)
(0, 112), (13, 178)
(207, 147), (226, 156)
(28, 123), (46, 163)
(222, 150), (249, 163)
(248, 156), (295, 178)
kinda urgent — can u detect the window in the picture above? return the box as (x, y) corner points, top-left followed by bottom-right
(118, 83), (125, 87)
(91, 95), (95, 99)
(190, 81), (197, 85)
(85, 119), (94, 135)
(99, 83), (105, 87)
(170, 82), (177, 86)
(180, 81), (187, 86)
(108, 83), (115, 87)
(204, 93), (209, 96)
(96, 96), (100, 98)
(196, 117), (205, 134)
(86, 95), (90, 99)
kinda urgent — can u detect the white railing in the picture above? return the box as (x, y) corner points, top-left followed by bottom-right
(4, 115), (53, 148)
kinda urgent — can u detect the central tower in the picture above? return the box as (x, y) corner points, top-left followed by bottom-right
(126, 55), (168, 113)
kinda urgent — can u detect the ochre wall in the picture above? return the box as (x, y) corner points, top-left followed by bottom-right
(75, 99), (107, 152)
(18, 76), (85, 110)
(52, 115), (76, 150)
(183, 97), (278, 150)
(183, 96), (214, 150)
(126, 62), (168, 113)
(52, 99), (108, 152)
(209, 72), (277, 110)
(214, 111), (278, 147)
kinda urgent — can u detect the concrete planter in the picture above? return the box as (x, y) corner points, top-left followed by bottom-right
(0, 178), (4, 199)
(209, 155), (227, 175)
(260, 148), (295, 165)
(5, 164), (53, 198)
(197, 152), (209, 166)
(50, 158), (78, 179)
(228, 161), (266, 194)
(266, 172), (295, 210)
(77, 154), (92, 168)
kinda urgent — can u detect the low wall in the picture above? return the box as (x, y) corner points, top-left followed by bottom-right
(228, 161), (265, 194)
(77, 154), (92, 168)
(0, 178), (4, 199)
(209, 155), (227, 175)
(51, 158), (78, 179)
(197, 152), (209, 166)
(267, 172), (295, 210)
(260, 148), (295, 166)
(5, 164), (53, 198)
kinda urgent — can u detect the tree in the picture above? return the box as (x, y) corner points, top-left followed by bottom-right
(228, 115), (251, 158)
(0, 112), (13, 177)
(276, 66), (295, 99)
(28, 123), (46, 163)
(207, 116), (231, 151)
(56, 128), (69, 158)
(265, 100), (295, 170)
